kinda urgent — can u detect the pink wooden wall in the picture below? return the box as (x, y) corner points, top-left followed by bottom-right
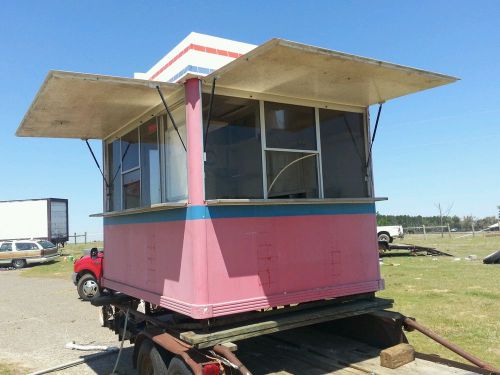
(102, 207), (382, 319)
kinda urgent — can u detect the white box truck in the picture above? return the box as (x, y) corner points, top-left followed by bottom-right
(0, 198), (68, 245)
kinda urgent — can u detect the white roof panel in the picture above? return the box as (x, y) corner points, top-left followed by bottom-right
(16, 71), (182, 139)
(206, 39), (458, 107)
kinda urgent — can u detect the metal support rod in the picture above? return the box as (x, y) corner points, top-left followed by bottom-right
(27, 349), (119, 375)
(403, 317), (499, 373)
(156, 85), (187, 151)
(204, 77), (217, 151)
(365, 103), (383, 171)
(85, 140), (109, 188)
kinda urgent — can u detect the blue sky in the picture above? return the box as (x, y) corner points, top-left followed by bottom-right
(1, 1), (499, 237)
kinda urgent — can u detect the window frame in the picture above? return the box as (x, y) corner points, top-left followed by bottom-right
(260, 101), (323, 199)
(120, 128), (141, 210)
(139, 117), (162, 206)
(103, 105), (187, 213)
(102, 88), (374, 212)
(206, 95), (371, 201)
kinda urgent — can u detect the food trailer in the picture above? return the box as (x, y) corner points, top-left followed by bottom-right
(18, 33), (500, 375)
(17, 33), (457, 319)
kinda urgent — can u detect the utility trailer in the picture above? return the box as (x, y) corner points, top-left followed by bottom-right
(91, 293), (496, 374)
(378, 241), (454, 256)
(16, 33), (499, 374)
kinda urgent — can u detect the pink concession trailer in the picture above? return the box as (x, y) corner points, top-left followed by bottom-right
(17, 33), (457, 319)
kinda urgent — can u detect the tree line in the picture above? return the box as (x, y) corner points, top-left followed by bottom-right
(376, 213), (498, 231)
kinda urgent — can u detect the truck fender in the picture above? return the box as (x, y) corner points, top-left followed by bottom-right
(77, 269), (97, 281)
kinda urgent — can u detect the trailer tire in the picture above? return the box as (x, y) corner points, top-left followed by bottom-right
(167, 357), (193, 375)
(77, 273), (100, 301)
(137, 339), (169, 375)
(12, 259), (27, 269)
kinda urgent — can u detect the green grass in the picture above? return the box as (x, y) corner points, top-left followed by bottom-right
(20, 242), (103, 279)
(378, 234), (500, 368)
(0, 363), (24, 375)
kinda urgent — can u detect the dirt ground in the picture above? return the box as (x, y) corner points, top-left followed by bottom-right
(0, 269), (137, 375)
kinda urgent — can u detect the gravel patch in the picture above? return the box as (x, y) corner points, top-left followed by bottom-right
(0, 270), (137, 375)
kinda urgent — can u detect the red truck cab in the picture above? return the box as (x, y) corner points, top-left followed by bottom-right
(72, 247), (103, 300)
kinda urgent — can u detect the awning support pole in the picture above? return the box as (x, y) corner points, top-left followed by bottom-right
(203, 77), (217, 151)
(365, 102), (383, 172)
(84, 140), (109, 189)
(156, 86), (187, 151)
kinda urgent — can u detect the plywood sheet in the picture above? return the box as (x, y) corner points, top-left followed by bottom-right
(16, 71), (182, 139)
(207, 39), (458, 107)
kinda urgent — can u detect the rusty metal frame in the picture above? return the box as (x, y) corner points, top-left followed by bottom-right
(403, 317), (499, 373)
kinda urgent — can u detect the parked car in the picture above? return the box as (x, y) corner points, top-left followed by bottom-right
(377, 225), (404, 243)
(0, 239), (59, 268)
(72, 247), (103, 300)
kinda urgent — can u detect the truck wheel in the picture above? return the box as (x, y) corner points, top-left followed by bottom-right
(77, 274), (100, 300)
(167, 357), (194, 375)
(137, 339), (168, 375)
(377, 232), (391, 243)
(12, 259), (26, 269)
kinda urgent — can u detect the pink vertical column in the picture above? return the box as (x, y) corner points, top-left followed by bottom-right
(184, 78), (209, 315)
(185, 78), (204, 205)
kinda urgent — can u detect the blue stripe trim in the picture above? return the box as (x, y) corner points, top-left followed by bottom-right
(104, 203), (375, 226)
(168, 65), (215, 83)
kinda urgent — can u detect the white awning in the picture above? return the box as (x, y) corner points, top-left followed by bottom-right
(205, 39), (458, 107)
(16, 71), (182, 139)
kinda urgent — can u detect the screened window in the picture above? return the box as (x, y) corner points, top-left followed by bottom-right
(121, 130), (139, 171)
(319, 109), (368, 198)
(266, 151), (318, 198)
(163, 106), (188, 202)
(107, 141), (122, 211)
(264, 101), (319, 199)
(123, 169), (140, 209)
(120, 129), (141, 209)
(140, 119), (161, 206)
(203, 94), (262, 199)
(105, 110), (188, 212)
(265, 102), (316, 150)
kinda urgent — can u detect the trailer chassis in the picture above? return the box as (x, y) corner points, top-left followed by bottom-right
(92, 293), (498, 375)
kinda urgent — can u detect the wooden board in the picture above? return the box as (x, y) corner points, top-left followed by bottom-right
(235, 327), (478, 375)
(180, 297), (393, 348)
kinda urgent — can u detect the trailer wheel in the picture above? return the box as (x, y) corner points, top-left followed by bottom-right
(12, 259), (26, 269)
(167, 357), (194, 375)
(137, 339), (168, 375)
(77, 273), (100, 300)
(377, 232), (391, 243)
